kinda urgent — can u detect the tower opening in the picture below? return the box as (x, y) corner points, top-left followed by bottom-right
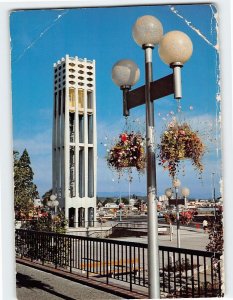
(69, 207), (75, 227)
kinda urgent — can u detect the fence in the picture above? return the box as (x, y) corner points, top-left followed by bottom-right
(15, 229), (222, 298)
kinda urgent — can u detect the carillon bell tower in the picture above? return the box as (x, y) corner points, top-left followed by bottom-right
(52, 54), (97, 227)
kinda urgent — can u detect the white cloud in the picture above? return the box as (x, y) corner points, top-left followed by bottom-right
(14, 129), (52, 156)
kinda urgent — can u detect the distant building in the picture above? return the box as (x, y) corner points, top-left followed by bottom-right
(104, 203), (118, 209)
(52, 55), (97, 228)
(159, 194), (168, 202)
(129, 198), (136, 206)
(158, 194), (169, 208)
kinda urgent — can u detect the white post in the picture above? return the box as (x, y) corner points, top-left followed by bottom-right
(170, 222), (173, 241)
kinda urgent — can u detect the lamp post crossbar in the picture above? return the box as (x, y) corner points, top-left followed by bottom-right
(124, 73), (174, 116)
(169, 198), (185, 206)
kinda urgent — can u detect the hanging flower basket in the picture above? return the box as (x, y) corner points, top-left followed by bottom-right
(158, 121), (205, 178)
(164, 213), (176, 224)
(164, 210), (195, 225)
(107, 132), (145, 172)
(179, 210), (195, 225)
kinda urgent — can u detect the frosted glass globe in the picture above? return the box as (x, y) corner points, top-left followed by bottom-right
(112, 60), (140, 87)
(47, 200), (52, 207)
(181, 187), (190, 197)
(159, 31), (193, 65)
(132, 15), (163, 46)
(50, 194), (57, 201)
(173, 178), (181, 188)
(53, 200), (59, 207)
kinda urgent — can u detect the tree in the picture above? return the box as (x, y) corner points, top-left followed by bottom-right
(121, 197), (129, 205)
(23, 213), (67, 234)
(14, 149), (39, 219)
(115, 198), (120, 205)
(103, 197), (115, 206)
(42, 188), (53, 206)
(134, 198), (141, 209)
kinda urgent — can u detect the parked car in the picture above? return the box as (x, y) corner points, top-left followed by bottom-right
(157, 212), (164, 218)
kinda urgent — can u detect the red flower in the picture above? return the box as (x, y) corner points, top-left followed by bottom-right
(120, 133), (127, 142)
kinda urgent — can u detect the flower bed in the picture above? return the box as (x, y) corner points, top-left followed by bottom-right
(158, 120), (205, 178)
(107, 132), (145, 172)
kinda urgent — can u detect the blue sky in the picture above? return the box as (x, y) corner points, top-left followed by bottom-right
(10, 4), (221, 199)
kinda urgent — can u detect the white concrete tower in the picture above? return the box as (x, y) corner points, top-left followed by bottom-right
(52, 55), (97, 227)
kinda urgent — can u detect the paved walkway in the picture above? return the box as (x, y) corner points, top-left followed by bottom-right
(114, 226), (209, 251)
(16, 263), (123, 300)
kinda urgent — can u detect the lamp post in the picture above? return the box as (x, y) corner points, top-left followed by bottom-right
(174, 179), (181, 249)
(119, 203), (124, 221)
(165, 187), (174, 241)
(212, 172), (216, 218)
(165, 180), (190, 248)
(111, 15), (193, 299)
(47, 194), (59, 216)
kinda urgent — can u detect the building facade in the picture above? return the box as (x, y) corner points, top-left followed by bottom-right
(52, 54), (97, 227)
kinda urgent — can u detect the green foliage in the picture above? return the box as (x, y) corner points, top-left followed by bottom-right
(164, 257), (195, 272)
(121, 197), (129, 205)
(115, 198), (120, 205)
(42, 188), (53, 206)
(14, 149), (39, 219)
(134, 199), (142, 208)
(102, 197), (115, 206)
(23, 213), (67, 234)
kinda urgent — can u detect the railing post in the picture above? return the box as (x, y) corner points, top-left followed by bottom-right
(55, 234), (58, 269)
(87, 239), (89, 279)
(41, 232), (45, 265)
(70, 237), (72, 273)
(30, 232), (33, 262)
(106, 242), (109, 285)
(130, 246), (132, 291)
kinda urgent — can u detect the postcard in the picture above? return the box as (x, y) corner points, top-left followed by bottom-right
(7, 3), (228, 299)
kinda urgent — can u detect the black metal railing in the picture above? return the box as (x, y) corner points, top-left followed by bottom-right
(15, 229), (222, 298)
(159, 245), (222, 298)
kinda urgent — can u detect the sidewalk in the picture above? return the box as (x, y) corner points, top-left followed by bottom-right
(16, 263), (123, 300)
(114, 226), (209, 251)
